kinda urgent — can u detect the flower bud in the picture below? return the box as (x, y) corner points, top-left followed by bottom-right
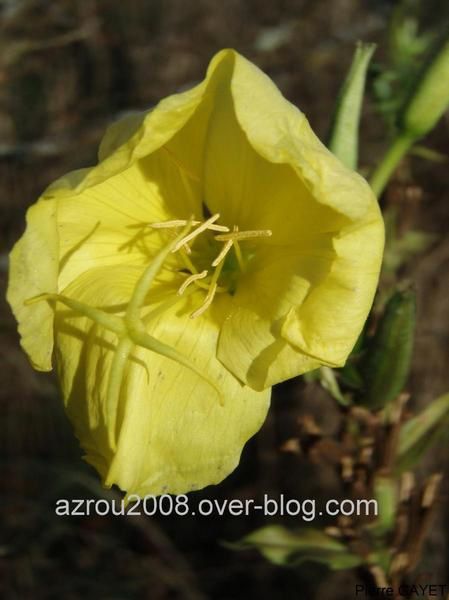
(399, 34), (449, 140)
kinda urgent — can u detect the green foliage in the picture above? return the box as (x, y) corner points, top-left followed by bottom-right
(328, 42), (375, 170)
(228, 525), (362, 569)
(371, 13), (434, 131)
(368, 476), (397, 537)
(396, 392), (449, 471)
(399, 34), (449, 139)
(360, 290), (416, 410)
(382, 207), (437, 280)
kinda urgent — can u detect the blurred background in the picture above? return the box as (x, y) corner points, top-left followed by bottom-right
(1, 0), (448, 598)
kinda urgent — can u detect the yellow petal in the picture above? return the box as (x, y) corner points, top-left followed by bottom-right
(55, 267), (270, 495)
(201, 50), (373, 230)
(216, 237), (334, 388)
(55, 160), (193, 289)
(7, 199), (59, 371)
(229, 50), (375, 221)
(218, 204), (384, 388)
(280, 205), (385, 364)
(218, 304), (321, 390)
(50, 135), (208, 290)
(197, 50), (385, 387)
(8, 47), (385, 497)
(98, 110), (147, 161)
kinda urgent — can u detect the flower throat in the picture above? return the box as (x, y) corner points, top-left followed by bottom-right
(149, 213), (272, 318)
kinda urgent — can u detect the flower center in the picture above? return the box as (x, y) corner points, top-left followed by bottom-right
(149, 213), (272, 318)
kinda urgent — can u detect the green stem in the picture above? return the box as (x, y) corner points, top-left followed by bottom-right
(369, 134), (415, 197)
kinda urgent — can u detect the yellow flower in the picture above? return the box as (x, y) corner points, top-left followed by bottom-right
(7, 49), (384, 497)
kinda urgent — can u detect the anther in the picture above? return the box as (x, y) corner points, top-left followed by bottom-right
(211, 239), (233, 267)
(214, 229), (272, 242)
(150, 219), (229, 233)
(178, 270), (208, 295)
(172, 213), (222, 253)
(190, 283), (217, 319)
(190, 258), (225, 319)
(150, 219), (193, 229)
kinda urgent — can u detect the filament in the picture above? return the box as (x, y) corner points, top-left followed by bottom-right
(233, 238), (245, 271)
(211, 239), (233, 267)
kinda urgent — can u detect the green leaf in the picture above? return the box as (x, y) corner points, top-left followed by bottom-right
(396, 392), (449, 471)
(328, 42), (376, 170)
(366, 476), (397, 537)
(226, 525), (362, 570)
(370, 10), (434, 131)
(410, 145), (449, 163)
(360, 289), (416, 410)
(382, 223), (437, 276)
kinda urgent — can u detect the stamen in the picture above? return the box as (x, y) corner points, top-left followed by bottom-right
(178, 270), (208, 295)
(150, 219), (229, 233)
(150, 219), (192, 229)
(190, 260), (225, 319)
(177, 249), (226, 291)
(214, 229), (272, 242)
(172, 213), (221, 253)
(211, 239), (233, 267)
(230, 225), (245, 272)
(207, 224), (230, 232)
(233, 238), (245, 272)
(190, 283), (217, 319)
